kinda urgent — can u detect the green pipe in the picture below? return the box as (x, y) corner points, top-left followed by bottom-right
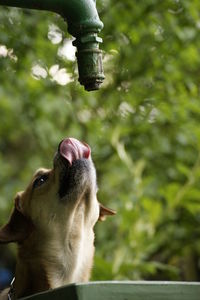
(0, 0), (105, 91)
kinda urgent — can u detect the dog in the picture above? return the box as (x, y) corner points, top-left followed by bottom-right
(0, 137), (115, 299)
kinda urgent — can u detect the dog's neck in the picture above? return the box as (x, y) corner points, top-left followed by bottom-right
(13, 220), (95, 298)
(13, 258), (50, 298)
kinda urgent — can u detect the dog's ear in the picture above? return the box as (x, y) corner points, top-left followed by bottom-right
(98, 203), (116, 221)
(0, 195), (33, 244)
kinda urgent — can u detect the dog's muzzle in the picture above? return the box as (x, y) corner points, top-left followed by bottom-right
(54, 138), (94, 200)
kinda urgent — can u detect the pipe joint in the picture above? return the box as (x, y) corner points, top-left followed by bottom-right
(73, 32), (104, 91)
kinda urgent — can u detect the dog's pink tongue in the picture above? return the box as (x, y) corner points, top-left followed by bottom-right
(59, 138), (91, 165)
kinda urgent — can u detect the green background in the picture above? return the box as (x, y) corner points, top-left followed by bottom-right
(0, 0), (200, 281)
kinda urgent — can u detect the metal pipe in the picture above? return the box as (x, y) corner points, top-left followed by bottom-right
(0, 0), (105, 91)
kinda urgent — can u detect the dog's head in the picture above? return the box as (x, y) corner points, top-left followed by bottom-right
(0, 138), (115, 244)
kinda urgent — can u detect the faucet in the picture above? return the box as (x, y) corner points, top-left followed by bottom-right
(0, 0), (105, 91)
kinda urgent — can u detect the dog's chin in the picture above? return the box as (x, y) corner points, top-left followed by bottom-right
(54, 153), (96, 202)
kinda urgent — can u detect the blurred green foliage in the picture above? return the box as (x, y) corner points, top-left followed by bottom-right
(0, 0), (200, 281)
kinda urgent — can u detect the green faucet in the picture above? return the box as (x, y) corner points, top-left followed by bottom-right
(0, 0), (105, 91)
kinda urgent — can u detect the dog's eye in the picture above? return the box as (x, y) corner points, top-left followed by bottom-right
(33, 174), (48, 189)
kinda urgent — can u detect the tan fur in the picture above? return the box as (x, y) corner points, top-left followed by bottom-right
(0, 143), (115, 299)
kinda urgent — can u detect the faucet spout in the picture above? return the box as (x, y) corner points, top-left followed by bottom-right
(0, 0), (105, 91)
